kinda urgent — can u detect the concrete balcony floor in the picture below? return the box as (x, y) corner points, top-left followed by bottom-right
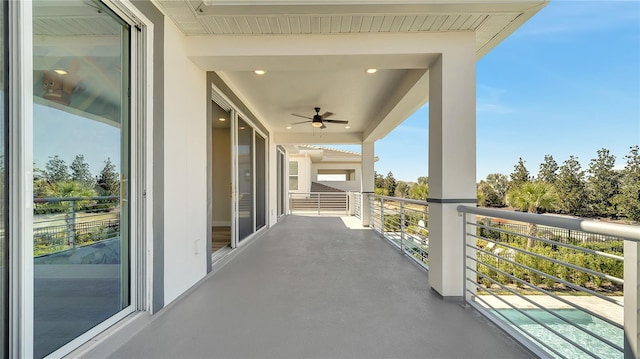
(111, 215), (534, 359)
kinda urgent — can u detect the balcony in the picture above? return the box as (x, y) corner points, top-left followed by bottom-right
(108, 215), (532, 358)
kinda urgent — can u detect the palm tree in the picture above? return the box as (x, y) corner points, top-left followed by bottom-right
(506, 181), (557, 247)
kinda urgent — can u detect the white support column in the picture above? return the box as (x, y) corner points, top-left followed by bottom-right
(427, 35), (477, 299)
(624, 241), (639, 359)
(268, 139), (278, 227)
(361, 142), (375, 226)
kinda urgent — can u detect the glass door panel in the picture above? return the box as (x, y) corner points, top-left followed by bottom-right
(255, 134), (266, 230)
(0, 2), (7, 356)
(32, 1), (130, 357)
(236, 118), (253, 241)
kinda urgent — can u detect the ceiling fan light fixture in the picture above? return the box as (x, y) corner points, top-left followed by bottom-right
(311, 121), (323, 128)
(254, 69), (266, 75)
(365, 68), (377, 74)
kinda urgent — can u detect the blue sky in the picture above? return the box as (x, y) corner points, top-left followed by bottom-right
(351, 0), (640, 182)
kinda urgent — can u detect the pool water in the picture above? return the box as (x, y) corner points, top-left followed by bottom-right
(495, 308), (623, 359)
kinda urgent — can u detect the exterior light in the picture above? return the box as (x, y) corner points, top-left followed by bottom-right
(254, 70), (266, 75)
(311, 121), (323, 128)
(218, 118), (226, 122)
(239, 126), (246, 130)
(365, 68), (377, 74)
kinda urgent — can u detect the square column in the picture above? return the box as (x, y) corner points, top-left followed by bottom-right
(427, 36), (477, 299)
(360, 142), (375, 226)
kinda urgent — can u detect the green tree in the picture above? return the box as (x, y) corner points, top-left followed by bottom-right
(408, 183), (428, 201)
(96, 158), (120, 196)
(506, 181), (557, 247)
(417, 176), (428, 186)
(44, 155), (70, 183)
(613, 145), (640, 221)
(395, 181), (409, 198)
(586, 148), (619, 217)
(383, 171), (397, 197)
(555, 156), (588, 216)
(374, 172), (384, 190)
(70, 154), (95, 188)
(538, 154), (558, 183)
(510, 157), (530, 188)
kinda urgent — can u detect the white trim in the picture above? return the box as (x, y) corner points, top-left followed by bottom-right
(212, 221), (232, 227)
(9, 1), (34, 356)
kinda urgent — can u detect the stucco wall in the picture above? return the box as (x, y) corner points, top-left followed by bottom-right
(163, 18), (207, 304)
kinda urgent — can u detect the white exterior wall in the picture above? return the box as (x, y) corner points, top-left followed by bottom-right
(311, 162), (361, 192)
(163, 19), (208, 304)
(288, 155), (311, 193)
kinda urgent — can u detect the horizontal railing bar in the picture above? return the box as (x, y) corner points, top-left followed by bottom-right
(472, 222), (624, 261)
(372, 195), (429, 207)
(458, 205), (640, 242)
(472, 244), (622, 306)
(34, 196), (119, 203)
(468, 233), (624, 285)
(470, 292), (573, 359)
(466, 253), (623, 330)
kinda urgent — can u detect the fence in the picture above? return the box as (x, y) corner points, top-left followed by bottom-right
(33, 196), (120, 256)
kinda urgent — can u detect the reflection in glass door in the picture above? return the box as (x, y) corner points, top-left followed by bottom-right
(237, 118), (253, 241)
(255, 134), (266, 230)
(32, 1), (130, 357)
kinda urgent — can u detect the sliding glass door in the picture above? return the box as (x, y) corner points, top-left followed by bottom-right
(233, 115), (267, 244)
(32, 1), (130, 357)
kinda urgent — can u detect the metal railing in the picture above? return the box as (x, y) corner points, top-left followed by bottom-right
(34, 196), (120, 257)
(368, 194), (429, 269)
(458, 205), (639, 359)
(354, 192), (362, 220)
(288, 192), (349, 215)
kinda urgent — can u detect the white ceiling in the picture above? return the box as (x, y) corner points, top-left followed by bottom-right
(127, 1), (549, 143)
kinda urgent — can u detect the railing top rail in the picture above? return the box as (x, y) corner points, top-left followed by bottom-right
(288, 192), (348, 195)
(371, 194), (429, 207)
(457, 205), (640, 242)
(34, 196), (120, 203)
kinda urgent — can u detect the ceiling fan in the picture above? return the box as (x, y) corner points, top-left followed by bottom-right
(290, 107), (349, 129)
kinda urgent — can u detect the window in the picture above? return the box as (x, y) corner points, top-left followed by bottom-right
(289, 161), (298, 190)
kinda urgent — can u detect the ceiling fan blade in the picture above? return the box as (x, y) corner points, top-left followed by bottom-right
(320, 123), (327, 129)
(320, 111), (334, 119)
(291, 120), (311, 125)
(324, 119), (349, 124)
(291, 113), (312, 119)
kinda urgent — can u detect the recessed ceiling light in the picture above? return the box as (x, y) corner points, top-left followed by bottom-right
(365, 68), (377, 74)
(286, 126), (292, 130)
(254, 70), (266, 75)
(54, 69), (68, 75)
(345, 125), (351, 129)
(218, 118), (226, 122)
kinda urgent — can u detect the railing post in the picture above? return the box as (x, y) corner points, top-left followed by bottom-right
(624, 240), (639, 359)
(462, 212), (468, 307)
(66, 199), (76, 248)
(380, 198), (385, 237)
(400, 201), (405, 255)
